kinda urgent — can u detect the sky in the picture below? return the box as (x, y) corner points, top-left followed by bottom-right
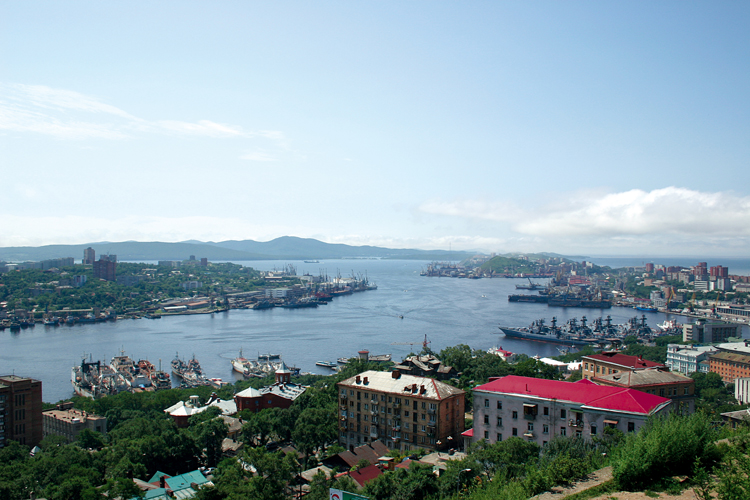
(1, 2), (749, 257)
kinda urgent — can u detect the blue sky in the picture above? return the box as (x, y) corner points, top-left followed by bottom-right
(1, 2), (748, 256)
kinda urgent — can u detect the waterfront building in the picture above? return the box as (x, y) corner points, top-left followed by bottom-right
(470, 375), (671, 448)
(666, 344), (717, 374)
(683, 320), (738, 344)
(42, 402), (107, 443)
(715, 305), (750, 321)
(581, 352), (665, 381)
(337, 370), (465, 453)
(234, 364), (307, 413)
(0, 375), (43, 448)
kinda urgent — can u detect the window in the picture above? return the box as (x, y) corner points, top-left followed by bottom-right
(364, 404), (368, 410)
(497, 433), (502, 442)
(497, 417), (502, 426)
(596, 366), (600, 373)
(512, 411), (518, 419)
(484, 430), (489, 439)
(560, 427), (567, 436)
(484, 399), (489, 408)
(560, 409), (566, 419)
(484, 415), (489, 424)
(628, 422), (635, 432)
(584, 362), (588, 370)
(590, 425), (597, 435)
(543, 407), (549, 416)
(512, 428), (518, 436)
(660, 388), (665, 397)
(528, 422), (533, 431)
(497, 401), (502, 410)
(543, 424), (549, 434)
(684, 387), (689, 395)
(422, 402), (426, 409)
(405, 411), (409, 417)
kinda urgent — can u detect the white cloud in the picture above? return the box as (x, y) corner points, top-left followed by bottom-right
(419, 187), (750, 238)
(0, 82), (284, 143)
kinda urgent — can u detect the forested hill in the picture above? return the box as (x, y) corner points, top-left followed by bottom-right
(0, 237), (474, 262)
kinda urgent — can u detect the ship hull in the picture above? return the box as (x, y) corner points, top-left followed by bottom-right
(499, 327), (592, 346)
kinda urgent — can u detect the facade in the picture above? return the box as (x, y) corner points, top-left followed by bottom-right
(709, 351), (750, 383)
(93, 258), (116, 281)
(666, 344), (717, 374)
(0, 375), (43, 448)
(581, 352), (665, 380)
(42, 402), (107, 443)
(735, 378), (750, 405)
(471, 376), (672, 448)
(715, 305), (750, 321)
(337, 370), (465, 453)
(594, 369), (696, 414)
(234, 365), (307, 413)
(683, 320), (738, 344)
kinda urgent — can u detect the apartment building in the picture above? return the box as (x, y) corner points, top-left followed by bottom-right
(42, 402), (107, 443)
(709, 351), (750, 384)
(337, 370), (465, 453)
(471, 375), (671, 448)
(594, 369), (696, 414)
(0, 375), (43, 448)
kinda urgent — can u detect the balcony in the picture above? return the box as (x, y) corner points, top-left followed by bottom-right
(523, 432), (534, 438)
(370, 409), (378, 416)
(393, 403), (401, 409)
(523, 413), (536, 421)
(568, 419), (583, 428)
(427, 408), (436, 415)
(370, 429), (379, 438)
(340, 393), (347, 399)
(393, 424), (401, 431)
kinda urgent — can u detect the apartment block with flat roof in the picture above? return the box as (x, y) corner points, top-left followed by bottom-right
(0, 375), (43, 448)
(337, 370), (465, 453)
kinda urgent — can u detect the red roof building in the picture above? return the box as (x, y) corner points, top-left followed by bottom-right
(581, 352), (665, 381)
(471, 375), (671, 447)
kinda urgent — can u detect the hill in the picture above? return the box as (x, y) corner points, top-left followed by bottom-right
(0, 237), (474, 262)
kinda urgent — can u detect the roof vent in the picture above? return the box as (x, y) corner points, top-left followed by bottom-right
(392, 370), (401, 379)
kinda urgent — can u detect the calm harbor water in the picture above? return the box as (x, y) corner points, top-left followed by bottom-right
(1, 259), (746, 402)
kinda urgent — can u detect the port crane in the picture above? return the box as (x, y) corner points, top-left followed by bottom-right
(391, 334), (431, 351)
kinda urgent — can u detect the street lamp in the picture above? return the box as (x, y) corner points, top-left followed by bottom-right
(457, 468), (471, 495)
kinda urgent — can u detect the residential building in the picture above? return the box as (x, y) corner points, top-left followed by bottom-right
(82, 247), (95, 265)
(594, 369), (696, 414)
(42, 402), (107, 443)
(93, 257), (116, 281)
(471, 375), (672, 447)
(683, 320), (738, 344)
(0, 375), (43, 448)
(133, 470), (212, 499)
(581, 352), (665, 380)
(721, 409), (750, 430)
(234, 364), (307, 413)
(322, 439), (391, 470)
(666, 344), (717, 374)
(709, 351), (750, 384)
(337, 370), (465, 453)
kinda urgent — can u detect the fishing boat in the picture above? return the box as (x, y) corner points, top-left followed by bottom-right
(316, 361), (337, 368)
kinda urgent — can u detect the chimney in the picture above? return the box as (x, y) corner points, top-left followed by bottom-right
(392, 370), (401, 379)
(412, 383), (418, 393)
(356, 375), (361, 384)
(364, 376), (368, 384)
(160, 476), (166, 488)
(420, 385), (426, 394)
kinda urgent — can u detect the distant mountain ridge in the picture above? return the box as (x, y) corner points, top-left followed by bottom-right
(0, 237), (474, 262)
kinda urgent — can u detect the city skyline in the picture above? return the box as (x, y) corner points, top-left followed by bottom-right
(1, 2), (749, 256)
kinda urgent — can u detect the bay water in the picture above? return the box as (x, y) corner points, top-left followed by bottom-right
(1, 259), (745, 402)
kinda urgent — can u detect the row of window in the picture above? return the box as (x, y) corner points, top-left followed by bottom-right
(482, 400), (570, 419)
